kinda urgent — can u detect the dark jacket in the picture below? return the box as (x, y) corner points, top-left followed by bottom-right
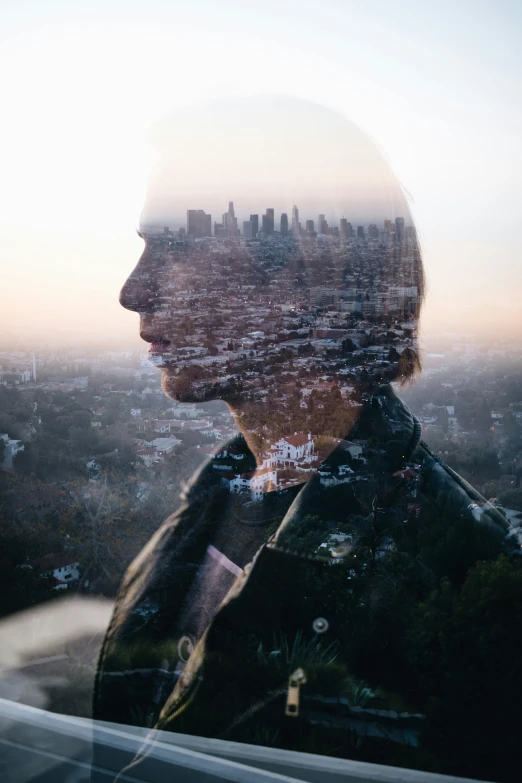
(94, 386), (514, 775)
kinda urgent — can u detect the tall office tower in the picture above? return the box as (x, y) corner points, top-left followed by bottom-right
(318, 214), (326, 232)
(320, 218), (329, 234)
(250, 214), (259, 238)
(405, 225), (416, 240)
(332, 226), (340, 238)
(384, 219), (393, 233)
(357, 225), (365, 239)
(291, 204), (300, 236)
(187, 209), (212, 238)
(305, 220), (315, 234)
(242, 220), (253, 239)
(214, 221), (224, 235)
(32, 352), (36, 382)
(223, 201), (238, 233)
(340, 220), (354, 239)
(262, 208), (275, 235)
(368, 223), (378, 239)
(395, 217), (405, 242)
(280, 213), (289, 236)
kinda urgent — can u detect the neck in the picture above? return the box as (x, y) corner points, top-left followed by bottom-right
(226, 398), (362, 471)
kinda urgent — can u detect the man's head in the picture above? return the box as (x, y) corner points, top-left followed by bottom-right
(120, 96), (424, 406)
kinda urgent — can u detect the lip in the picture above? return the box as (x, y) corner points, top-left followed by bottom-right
(148, 341), (170, 355)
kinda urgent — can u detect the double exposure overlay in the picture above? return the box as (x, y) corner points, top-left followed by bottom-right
(88, 97), (518, 781)
(1, 92), (521, 783)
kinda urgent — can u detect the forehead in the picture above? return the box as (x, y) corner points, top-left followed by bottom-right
(144, 235), (362, 276)
(141, 233), (413, 291)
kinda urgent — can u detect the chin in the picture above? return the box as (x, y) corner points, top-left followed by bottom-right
(160, 370), (244, 404)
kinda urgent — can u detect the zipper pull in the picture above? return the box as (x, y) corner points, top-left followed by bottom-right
(285, 668), (307, 717)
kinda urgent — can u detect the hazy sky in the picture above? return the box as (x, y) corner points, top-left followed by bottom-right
(141, 95), (413, 229)
(1, 0), (521, 344)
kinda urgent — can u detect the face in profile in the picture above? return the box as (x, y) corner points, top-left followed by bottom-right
(119, 97), (423, 420)
(120, 217), (421, 406)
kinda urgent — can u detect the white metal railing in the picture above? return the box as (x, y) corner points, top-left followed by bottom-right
(0, 697), (486, 783)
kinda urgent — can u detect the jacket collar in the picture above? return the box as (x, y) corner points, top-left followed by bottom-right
(268, 386), (421, 559)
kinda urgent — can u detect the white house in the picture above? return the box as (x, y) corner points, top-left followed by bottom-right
(32, 555), (80, 590)
(272, 433), (314, 466)
(225, 466), (278, 501)
(338, 440), (363, 460)
(318, 463), (355, 487)
(1, 434), (24, 469)
(153, 419), (175, 433)
(151, 437), (181, 455)
(135, 446), (161, 467)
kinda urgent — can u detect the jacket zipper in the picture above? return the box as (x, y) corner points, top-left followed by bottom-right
(165, 665), (308, 737)
(218, 667), (308, 738)
(157, 670), (203, 729)
(285, 667), (307, 717)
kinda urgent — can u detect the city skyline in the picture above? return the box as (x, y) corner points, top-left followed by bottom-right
(2, 3), (521, 344)
(142, 200), (414, 242)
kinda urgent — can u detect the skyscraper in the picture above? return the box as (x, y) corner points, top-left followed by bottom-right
(242, 220), (253, 239)
(187, 210), (212, 238)
(305, 220), (315, 234)
(340, 218), (348, 240)
(250, 214), (259, 238)
(395, 217), (405, 243)
(291, 205), (300, 236)
(265, 208), (275, 234)
(318, 214), (330, 234)
(357, 225), (365, 239)
(280, 213), (288, 236)
(222, 201), (239, 235)
(262, 208), (275, 235)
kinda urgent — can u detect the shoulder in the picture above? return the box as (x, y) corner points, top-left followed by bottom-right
(110, 440), (239, 627)
(413, 440), (509, 532)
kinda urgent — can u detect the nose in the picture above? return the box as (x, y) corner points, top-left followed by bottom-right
(119, 248), (157, 313)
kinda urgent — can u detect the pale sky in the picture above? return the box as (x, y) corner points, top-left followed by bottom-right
(1, 0), (521, 344)
(141, 96), (413, 230)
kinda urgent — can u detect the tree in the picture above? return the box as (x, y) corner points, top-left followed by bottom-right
(341, 338), (355, 355)
(498, 488), (522, 512)
(409, 556), (522, 781)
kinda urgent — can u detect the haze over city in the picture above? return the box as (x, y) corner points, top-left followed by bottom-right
(1, 0), (521, 344)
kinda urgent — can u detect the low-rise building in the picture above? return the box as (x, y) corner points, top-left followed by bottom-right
(31, 555), (80, 590)
(1, 434), (24, 469)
